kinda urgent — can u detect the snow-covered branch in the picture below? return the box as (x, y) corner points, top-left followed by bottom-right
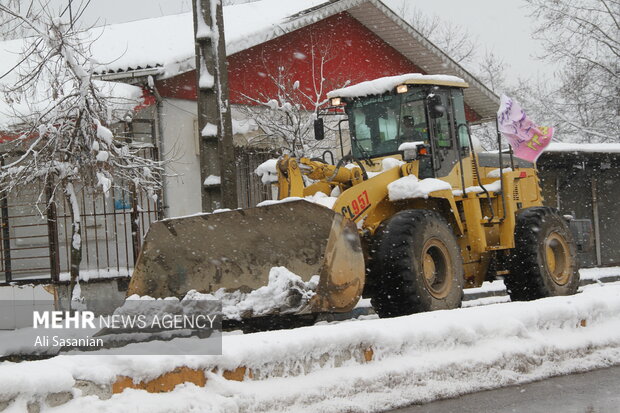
(524, 0), (619, 143)
(235, 38), (346, 157)
(0, 2), (166, 291)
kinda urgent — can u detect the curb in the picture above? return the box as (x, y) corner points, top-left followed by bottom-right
(0, 348), (376, 411)
(0, 278), (618, 410)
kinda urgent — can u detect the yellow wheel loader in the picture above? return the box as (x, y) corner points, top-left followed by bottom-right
(128, 74), (580, 318)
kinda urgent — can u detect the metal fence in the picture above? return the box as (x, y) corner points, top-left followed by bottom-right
(0, 182), (54, 282)
(235, 148), (277, 208)
(538, 150), (620, 268)
(1, 146), (275, 284)
(0, 145), (162, 285)
(0, 180), (161, 285)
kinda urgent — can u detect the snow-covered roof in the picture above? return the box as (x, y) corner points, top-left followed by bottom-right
(544, 142), (620, 154)
(86, 0), (330, 77)
(0, 36), (144, 129)
(327, 73), (468, 99)
(0, 0), (500, 120)
(0, 74), (144, 130)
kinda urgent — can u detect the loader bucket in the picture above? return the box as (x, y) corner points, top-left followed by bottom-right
(127, 200), (365, 315)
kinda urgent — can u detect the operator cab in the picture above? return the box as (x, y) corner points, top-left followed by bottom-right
(326, 74), (471, 179)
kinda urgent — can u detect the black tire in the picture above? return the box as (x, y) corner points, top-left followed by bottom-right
(506, 207), (579, 301)
(369, 210), (464, 317)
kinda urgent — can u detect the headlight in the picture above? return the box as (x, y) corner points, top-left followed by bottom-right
(396, 84), (408, 94)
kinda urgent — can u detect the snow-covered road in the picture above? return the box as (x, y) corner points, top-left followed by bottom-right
(1, 280), (619, 413)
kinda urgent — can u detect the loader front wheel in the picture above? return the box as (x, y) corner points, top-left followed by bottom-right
(369, 210), (464, 318)
(505, 207), (579, 301)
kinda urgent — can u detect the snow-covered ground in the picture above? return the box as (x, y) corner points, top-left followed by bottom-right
(0, 280), (619, 412)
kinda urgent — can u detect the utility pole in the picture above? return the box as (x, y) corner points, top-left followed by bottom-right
(192, 0), (238, 211)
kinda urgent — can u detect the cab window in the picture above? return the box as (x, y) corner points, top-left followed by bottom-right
(350, 95), (401, 157)
(451, 89), (470, 148)
(428, 91), (452, 148)
(399, 95), (429, 143)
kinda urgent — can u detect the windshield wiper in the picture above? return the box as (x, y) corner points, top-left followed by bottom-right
(352, 138), (376, 166)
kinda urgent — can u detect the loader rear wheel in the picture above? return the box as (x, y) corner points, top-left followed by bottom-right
(369, 210), (464, 318)
(505, 207), (579, 301)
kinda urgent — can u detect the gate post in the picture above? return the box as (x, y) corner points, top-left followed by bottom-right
(46, 182), (61, 283)
(130, 183), (141, 264)
(1, 193), (10, 283)
(0, 157), (10, 282)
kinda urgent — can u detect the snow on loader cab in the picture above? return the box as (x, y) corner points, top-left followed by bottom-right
(128, 73), (580, 319)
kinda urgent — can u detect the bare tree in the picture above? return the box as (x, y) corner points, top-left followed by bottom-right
(0, 0), (33, 40)
(0, 0), (93, 40)
(0, 2), (163, 300)
(398, 3), (477, 65)
(469, 50), (514, 150)
(476, 50), (508, 94)
(525, 0), (620, 142)
(236, 38), (347, 158)
(396, 3), (520, 150)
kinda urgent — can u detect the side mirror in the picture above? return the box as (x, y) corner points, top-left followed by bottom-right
(427, 94), (445, 119)
(314, 118), (325, 141)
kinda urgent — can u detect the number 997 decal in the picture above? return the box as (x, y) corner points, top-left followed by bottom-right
(341, 190), (371, 221)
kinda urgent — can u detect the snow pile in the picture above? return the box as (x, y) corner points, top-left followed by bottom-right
(257, 194), (338, 210)
(256, 197), (303, 207)
(464, 279), (507, 295)
(1, 284), (619, 412)
(380, 157), (405, 171)
(365, 157), (405, 178)
(453, 180), (502, 197)
(327, 73), (465, 98)
(397, 141), (426, 151)
(388, 175), (452, 201)
(201, 123), (218, 137)
(303, 191), (338, 209)
(486, 167), (512, 178)
(184, 267), (319, 320)
(57, 268), (131, 282)
(254, 158), (279, 184)
(462, 294), (511, 308)
(113, 294), (219, 327)
(203, 175), (221, 186)
(545, 142), (620, 153)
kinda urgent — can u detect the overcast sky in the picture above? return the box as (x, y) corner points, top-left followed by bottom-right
(46, 0), (553, 88)
(384, 0), (553, 83)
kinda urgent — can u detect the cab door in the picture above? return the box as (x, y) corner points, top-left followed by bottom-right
(426, 88), (460, 179)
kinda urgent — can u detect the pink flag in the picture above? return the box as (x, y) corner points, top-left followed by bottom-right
(497, 94), (553, 163)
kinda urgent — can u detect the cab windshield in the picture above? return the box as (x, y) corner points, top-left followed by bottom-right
(347, 89), (429, 159)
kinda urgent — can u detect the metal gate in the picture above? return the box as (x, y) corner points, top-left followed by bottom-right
(1, 127), (277, 283)
(0, 148), (162, 285)
(0, 183), (56, 283)
(235, 148), (278, 208)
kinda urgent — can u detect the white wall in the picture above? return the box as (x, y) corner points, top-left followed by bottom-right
(157, 99), (350, 218)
